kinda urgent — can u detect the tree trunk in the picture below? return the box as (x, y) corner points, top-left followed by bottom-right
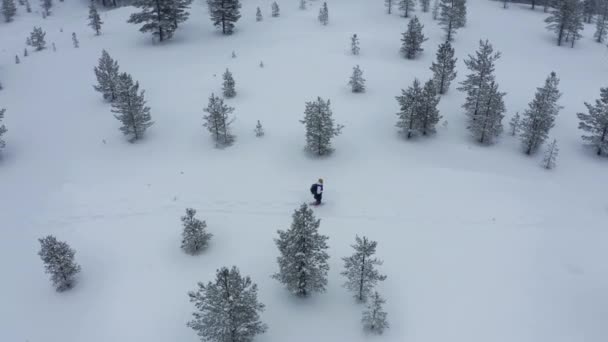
(358, 255), (366, 301)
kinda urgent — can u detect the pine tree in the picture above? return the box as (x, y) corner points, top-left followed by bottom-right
(349, 65), (366, 93)
(15, 55), (20, 64)
(362, 291), (389, 334)
(546, 0), (582, 47)
(271, 1), (279, 17)
(231, 50), (236, 58)
(72, 32), (79, 48)
(27, 27), (46, 51)
(509, 111), (520, 136)
(168, 0), (193, 29)
(256, 6), (262, 21)
(0, 108), (6, 151)
(520, 72), (562, 155)
(420, 0), (430, 12)
(542, 139), (559, 169)
(457, 40), (501, 121)
(222, 68), (236, 98)
(432, 0), (439, 19)
(577, 86), (608, 155)
(41, 0), (51, 16)
(439, 0), (459, 41)
(502, 0), (509, 9)
(25, 0), (30, 12)
(23, 47), (28, 57)
(341, 236), (387, 302)
(128, 0), (190, 41)
(386, 0), (393, 14)
(2, 0), (17, 22)
(203, 93), (235, 147)
(595, 9), (608, 43)
(351, 33), (360, 55)
(112, 73), (154, 142)
(88, 3), (103, 35)
(273, 203), (330, 296)
(583, 0), (596, 23)
(52, 42), (56, 51)
(300, 97), (343, 155)
(399, 0), (415, 17)
(181, 208), (212, 255)
(188, 266), (267, 342)
(565, 0), (584, 48)
(396, 78), (424, 139)
(207, 0), (241, 35)
(420, 79), (442, 135)
(454, 0), (466, 28)
(318, 2), (328, 25)
(400, 16), (427, 59)
(468, 81), (506, 144)
(299, 0), (306, 10)
(93, 50), (120, 101)
(38, 235), (81, 291)
(430, 40), (457, 94)
(254, 120), (264, 137)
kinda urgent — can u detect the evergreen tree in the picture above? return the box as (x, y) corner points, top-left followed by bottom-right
(72, 32), (79, 48)
(400, 0), (415, 17)
(203, 93), (235, 147)
(15, 55), (20, 64)
(468, 81), (506, 144)
(38, 235), (81, 291)
(432, 0), (439, 19)
(362, 291), (389, 334)
(112, 73), (154, 142)
(318, 2), (328, 25)
(565, 0), (584, 47)
(595, 8), (608, 43)
(41, 0), (51, 16)
(232, 50), (236, 58)
(454, 0), (466, 28)
(502, 0), (509, 9)
(341, 236), (387, 302)
(207, 0), (241, 35)
(349, 65), (366, 93)
(256, 6), (262, 21)
(400, 16), (427, 59)
(181, 208), (212, 255)
(0, 108), (6, 151)
(439, 0), (459, 41)
(168, 0), (193, 29)
(273, 203), (330, 296)
(520, 72), (562, 155)
(386, 0), (393, 14)
(430, 40), (457, 94)
(254, 120), (264, 137)
(51, 42), (56, 51)
(27, 27), (46, 50)
(396, 78), (424, 139)
(577, 86), (608, 155)
(546, 0), (583, 47)
(420, 79), (442, 135)
(188, 266), (267, 342)
(2, 0), (17, 22)
(509, 112), (521, 136)
(88, 3), (103, 35)
(457, 40), (501, 121)
(542, 139), (559, 169)
(128, 0), (184, 42)
(25, 0), (30, 12)
(300, 97), (343, 155)
(222, 68), (236, 98)
(351, 33), (360, 55)
(583, 0), (596, 23)
(299, 0), (306, 10)
(23, 47), (28, 57)
(271, 1), (279, 17)
(420, 0), (430, 12)
(93, 49), (120, 101)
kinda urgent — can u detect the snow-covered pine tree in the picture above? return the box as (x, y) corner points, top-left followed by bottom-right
(299, 0), (306, 10)
(318, 2), (328, 25)
(181, 208), (212, 255)
(362, 291), (389, 334)
(349, 65), (366, 93)
(0, 108), (6, 151)
(72, 32), (79, 48)
(24, 47), (28, 56)
(509, 111), (520, 136)
(432, 0), (439, 19)
(111, 73), (154, 142)
(439, 0), (459, 41)
(420, 79), (442, 135)
(41, 0), (52, 16)
(399, 0), (415, 17)
(259, 60), (264, 68)
(15, 55), (20, 64)
(583, 0), (596, 23)
(88, 3), (103, 35)
(202, 93), (235, 147)
(273, 203), (330, 296)
(222, 68), (236, 98)
(454, 0), (466, 28)
(468, 81), (506, 144)
(2, 0), (17, 22)
(94, 49), (120, 101)
(341, 236), (387, 302)
(168, 0), (192, 29)
(188, 266), (267, 342)
(577, 86), (608, 156)
(545, 0), (582, 46)
(400, 16), (427, 59)
(457, 40), (501, 121)
(25, 0), (30, 12)
(351, 33), (360, 55)
(271, 1), (279, 17)
(300, 97), (343, 155)
(396, 78), (424, 139)
(207, 0), (241, 34)
(595, 7), (608, 43)
(430, 40), (457, 94)
(38, 235), (81, 291)
(520, 72), (562, 155)
(28, 27), (47, 50)
(386, 0), (393, 14)
(128, 0), (180, 42)
(420, 0), (430, 12)
(255, 120), (264, 137)
(256, 6), (262, 21)
(542, 139), (559, 169)
(565, 0), (584, 48)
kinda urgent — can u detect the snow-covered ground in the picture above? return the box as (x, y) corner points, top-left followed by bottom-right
(1, 0), (607, 341)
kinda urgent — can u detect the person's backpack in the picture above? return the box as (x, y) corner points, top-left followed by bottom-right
(310, 183), (318, 195)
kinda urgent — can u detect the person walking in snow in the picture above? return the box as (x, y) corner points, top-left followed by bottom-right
(310, 178), (324, 205)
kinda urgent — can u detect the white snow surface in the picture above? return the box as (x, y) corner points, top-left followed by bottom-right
(1, 1), (608, 341)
